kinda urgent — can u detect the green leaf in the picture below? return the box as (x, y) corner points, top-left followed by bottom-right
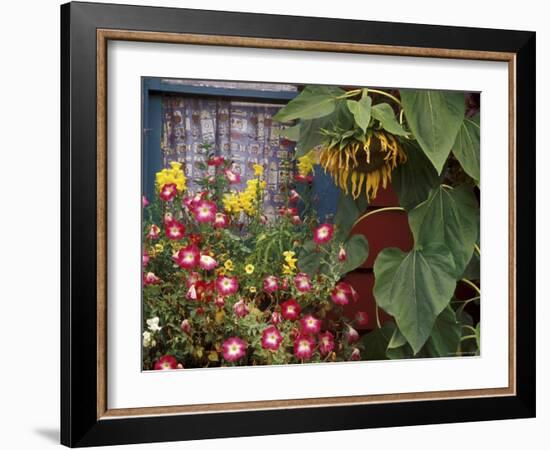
(334, 192), (361, 241)
(388, 327), (408, 349)
(360, 322), (396, 360)
(452, 114), (480, 184)
(296, 116), (332, 158)
(392, 140), (440, 210)
(422, 306), (461, 357)
(297, 240), (321, 276)
(279, 124), (300, 141)
(373, 244), (457, 354)
(408, 185), (479, 277)
(371, 103), (407, 136)
(273, 86), (344, 122)
(400, 89), (465, 174)
(462, 247), (480, 280)
(475, 323), (480, 349)
(340, 234), (369, 274)
(346, 95), (372, 133)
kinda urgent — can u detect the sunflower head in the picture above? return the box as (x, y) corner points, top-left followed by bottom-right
(318, 129), (407, 200)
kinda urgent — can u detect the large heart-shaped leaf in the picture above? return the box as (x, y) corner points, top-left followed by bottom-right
(373, 244), (457, 354)
(452, 114), (480, 184)
(297, 240), (321, 276)
(400, 90), (465, 174)
(408, 185), (479, 277)
(392, 140), (440, 210)
(340, 234), (369, 274)
(347, 95), (372, 133)
(371, 103), (407, 136)
(422, 306), (461, 357)
(278, 123), (300, 141)
(273, 86), (344, 122)
(360, 322), (396, 361)
(333, 192), (361, 241)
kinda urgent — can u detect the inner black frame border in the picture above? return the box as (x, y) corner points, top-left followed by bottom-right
(61, 2), (536, 447)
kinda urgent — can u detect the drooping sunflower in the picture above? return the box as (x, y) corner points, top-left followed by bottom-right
(318, 129), (407, 200)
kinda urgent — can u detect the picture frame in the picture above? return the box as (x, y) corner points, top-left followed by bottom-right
(60, 1), (536, 447)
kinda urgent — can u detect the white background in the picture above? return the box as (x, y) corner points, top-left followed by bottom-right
(108, 42), (509, 409)
(0, 0), (547, 449)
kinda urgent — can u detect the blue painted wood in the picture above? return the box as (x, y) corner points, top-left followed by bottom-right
(312, 168), (340, 222)
(145, 77), (298, 101)
(143, 89), (163, 202)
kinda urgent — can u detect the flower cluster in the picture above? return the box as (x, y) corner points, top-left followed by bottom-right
(142, 145), (367, 370)
(222, 178), (266, 216)
(155, 161), (187, 193)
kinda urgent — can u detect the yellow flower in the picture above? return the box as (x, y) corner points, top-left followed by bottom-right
(282, 264), (294, 275)
(297, 150), (317, 176)
(253, 164), (264, 176)
(154, 243), (164, 253)
(283, 250), (297, 271)
(249, 286), (257, 293)
(224, 259), (234, 271)
(155, 161), (187, 192)
(245, 264), (255, 274)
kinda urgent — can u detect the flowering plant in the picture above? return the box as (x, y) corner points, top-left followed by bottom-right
(142, 144), (370, 369)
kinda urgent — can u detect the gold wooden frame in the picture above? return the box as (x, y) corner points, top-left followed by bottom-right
(96, 29), (516, 420)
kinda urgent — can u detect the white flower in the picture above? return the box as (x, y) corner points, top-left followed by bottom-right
(146, 316), (162, 332)
(142, 331), (156, 348)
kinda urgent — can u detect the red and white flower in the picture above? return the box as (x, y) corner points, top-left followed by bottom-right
(346, 326), (359, 344)
(263, 275), (279, 293)
(300, 314), (321, 335)
(261, 326), (283, 351)
(294, 174), (313, 183)
(293, 334), (315, 360)
(338, 246), (347, 262)
(271, 311), (282, 325)
(143, 271), (160, 285)
(163, 212), (174, 225)
(193, 200), (217, 223)
(319, 331), (335, 355)
(294, 273), (312, 293)
(214, 296), (225, 308)
(224, 169), (241, 184)
(180, 319), (191, 334)
(142, 249), (150, 266)
(165, 219), (186, 240)
(331, 282), (358, 305)
(173, 245), (200, 269)
(291, 215), (302, 225)
(199, 254), (218, 270)
(142, 196), (149, 207)
(233, 298), (250, 318)
(186, 284), (198, 301)
(185, 271), (201, 287)
(350, 348), (361, 361)
(280, 299), (301, 321)
(154, 355), (178, 370)
(213, 212), (229, 228)
(159, 183), (177, 201)
(207, 156), (225, 167)
(355, 311), (369, 326)
(222, 337), (247, 362)
(216, 276), (239, 296)
(313, 223), (334, 245)
(289, 189), (300, 203)
(147, 224), (160, 239)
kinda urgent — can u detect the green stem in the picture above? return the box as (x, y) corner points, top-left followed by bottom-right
(461, 278), (481, 296)
(353, 206), (405, 227)
(375, 303), (381, 329)
(367, 89), (402, 106)
(474, 244), (481, 256)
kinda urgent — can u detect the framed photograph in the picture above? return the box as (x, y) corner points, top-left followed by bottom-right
(61, 1), (536, 447)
